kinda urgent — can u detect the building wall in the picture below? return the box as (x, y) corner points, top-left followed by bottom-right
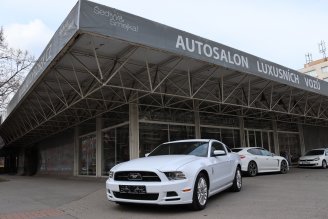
(38, 129), (74, 176)
(299, 58), (328, 80)
(302, 125), (328, 151)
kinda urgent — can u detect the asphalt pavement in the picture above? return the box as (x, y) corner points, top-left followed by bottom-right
(0, 168), (328, 219)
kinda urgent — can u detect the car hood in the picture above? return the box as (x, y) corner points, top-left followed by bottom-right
(112, 155), (201, 172)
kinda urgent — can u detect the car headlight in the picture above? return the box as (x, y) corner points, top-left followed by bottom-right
(164, 171), (186, 180)
(108, 171), (114, 179)
(314, 157), (320, 161)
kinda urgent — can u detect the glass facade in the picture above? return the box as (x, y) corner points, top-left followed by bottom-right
(79, 134), (96, 176)
(201, 127), (240, 148)
(139, 122), (195, 157)
(278, 132), (301, 165)
(74, 105), (302, 176)
(102, 125), (129, 176)
(244, 129), (274, 151)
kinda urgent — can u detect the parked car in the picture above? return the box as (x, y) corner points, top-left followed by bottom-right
(298, 148), (328, 168)
(106, 139), (242, 210)
(231, 147), (289, 177)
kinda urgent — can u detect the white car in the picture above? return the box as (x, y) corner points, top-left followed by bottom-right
(299, 148), (328, 168)
(231, 147), (289, 177)
(106, 139), (242, 210)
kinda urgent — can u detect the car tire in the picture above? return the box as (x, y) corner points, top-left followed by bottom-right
(322, 160), (327, 169)
(190, 172), (208, 211)
(230, 167), (242, 192)
(280, 160), (288, 174)
(247, 161), (258, 177)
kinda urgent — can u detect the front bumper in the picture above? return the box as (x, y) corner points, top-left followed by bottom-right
(298, 160), (321, 167)
(106, 179), (194, 205)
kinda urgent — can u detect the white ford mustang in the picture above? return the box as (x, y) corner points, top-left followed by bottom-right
(106, 139), (242, 210)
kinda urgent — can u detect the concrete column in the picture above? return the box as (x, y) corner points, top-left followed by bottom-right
(272, 120), (280, 154)
(73, 126), (79, 176)
(239, 117), (245, 147)
(194, 100), (201, 139)
(129, 103), (139, 159)
(298, 123), (306, 156)
(96, 117), (103, 177)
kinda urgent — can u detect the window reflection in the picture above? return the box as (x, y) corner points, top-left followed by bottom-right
(102, 125), (129, 176)
(79, 134), (96, 176)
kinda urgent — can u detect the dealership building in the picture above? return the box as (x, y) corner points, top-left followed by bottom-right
(1, 0), (328, 176)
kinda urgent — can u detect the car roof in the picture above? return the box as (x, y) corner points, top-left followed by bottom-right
(163, 139), (212, 144)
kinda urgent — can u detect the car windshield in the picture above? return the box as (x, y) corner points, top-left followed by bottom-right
(305, 150), (324, 156)
(148, 141), (209, 157)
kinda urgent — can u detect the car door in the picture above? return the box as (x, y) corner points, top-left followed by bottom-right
(325, 149), (328, 162)
(209, 141), (232, 191)
(259, 148), (279, 171)
(250, 148), (267, 172)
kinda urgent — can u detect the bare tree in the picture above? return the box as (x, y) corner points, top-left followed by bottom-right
(0, 27), (34, 111)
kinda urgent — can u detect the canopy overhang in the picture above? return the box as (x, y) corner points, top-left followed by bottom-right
(1, 0), (328, 148)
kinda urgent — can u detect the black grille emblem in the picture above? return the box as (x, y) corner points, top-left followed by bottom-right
(128, 173), (142, 180)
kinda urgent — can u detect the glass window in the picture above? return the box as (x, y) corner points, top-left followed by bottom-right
(149, 141), (209, 157)
(260, 149), (272, 156)
(169, 125), (195, 141)
(278, 132), (301, 164)
(102, 125), (129, 175)
(139, 123), (169, 157)
(247, 148), (261, 155)
(221, 129), (235, 148)
(200, 113), (239, 127)
(321, 66), (328, 74)
(0, 157), (4, 168)
(305, 70), (317, 77)
(305, 150), (324, 156)
(79, 134), (96, 176)
(211, 142), (226, 156)
(262, 132), (269, 151)
(201, 127), (221, 140)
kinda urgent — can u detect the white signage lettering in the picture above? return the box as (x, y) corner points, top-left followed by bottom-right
(176, 35), (249, 69)
(94, 6), (138, 32)
(257, 61), (300, 85)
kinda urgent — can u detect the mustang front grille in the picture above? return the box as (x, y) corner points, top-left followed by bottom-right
(114, 171), (161, 182)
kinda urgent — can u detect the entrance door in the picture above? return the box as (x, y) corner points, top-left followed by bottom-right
(278, 132), (300, 165)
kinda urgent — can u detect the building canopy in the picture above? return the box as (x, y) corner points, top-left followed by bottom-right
(1, 0), (328, 148)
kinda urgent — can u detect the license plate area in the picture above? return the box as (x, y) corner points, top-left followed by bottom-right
(119, 185), (146, 194)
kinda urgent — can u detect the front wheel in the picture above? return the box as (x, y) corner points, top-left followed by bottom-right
(230, 167), (242, 192)
(280, 160), (288, 174)
(322, 160), (327, 169)
(190, 172), (208, 211)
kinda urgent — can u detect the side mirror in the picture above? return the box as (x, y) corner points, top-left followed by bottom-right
(145, 153), (150, 157)
(213, 150), (226, 156)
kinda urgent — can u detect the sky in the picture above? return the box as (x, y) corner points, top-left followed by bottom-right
(1, 0), (328, 71)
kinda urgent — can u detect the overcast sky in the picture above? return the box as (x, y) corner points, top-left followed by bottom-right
(1, 0), (328, 70)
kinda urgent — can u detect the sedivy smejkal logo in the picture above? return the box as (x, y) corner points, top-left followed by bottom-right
(94, 6), (139, 32)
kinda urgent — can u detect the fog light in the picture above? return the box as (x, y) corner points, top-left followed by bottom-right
(167, 191), (178, 197)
